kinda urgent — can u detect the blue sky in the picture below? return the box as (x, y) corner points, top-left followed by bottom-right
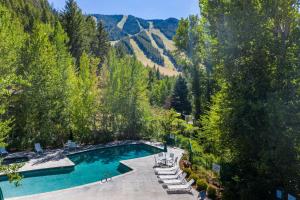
(47, 0), (199, 19)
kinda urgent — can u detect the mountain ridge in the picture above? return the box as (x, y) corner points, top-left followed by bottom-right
(91, 14), (180, 76)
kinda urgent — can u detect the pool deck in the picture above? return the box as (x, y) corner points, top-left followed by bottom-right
(7, 141), (198, 200)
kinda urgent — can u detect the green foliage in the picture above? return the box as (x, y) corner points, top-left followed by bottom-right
(173, 18), (189, 52)
(133, 35), (164, 66)
(196, 179), (208, 191)
(198, 0), (300, 198)
(207, 185), (217, 199)
(100, 51), (150, 139)
(71, 53), (100, 143)
(148, 70), (175, 107)
(0, 0), (56, 32)
(14, 23), (75, 146)
(0, 5), (26, 147)
(92, 20), (110, 65)
(60, 0), (97, 65)
(183, 168), (192, 177)
(188, 173), (199, 183)
(0, 161), (24, 187)
(174, 15), (210, 120)
(170, 75), (191, 115)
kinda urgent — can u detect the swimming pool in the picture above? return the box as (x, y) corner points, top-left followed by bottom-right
(0, 144), (162, 198)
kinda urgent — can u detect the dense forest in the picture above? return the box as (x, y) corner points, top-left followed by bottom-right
(0, 0), (299, 199)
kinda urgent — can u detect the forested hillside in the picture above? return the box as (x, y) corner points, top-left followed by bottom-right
(0, 0), (299, 199)
(93, 14), (181, 76)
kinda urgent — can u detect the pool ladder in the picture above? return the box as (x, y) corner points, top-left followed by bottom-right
(101, 173), (112, 183)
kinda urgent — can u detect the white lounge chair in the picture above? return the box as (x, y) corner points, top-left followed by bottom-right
(34, 143), (43, 154)
(162, 173), (187, 186)
(166, 179), (195, 193)
(158, 170), (183, 181)
(156, 167), (179, 175)
(155, 165), (178, 174)
(0, 147), (8, 156)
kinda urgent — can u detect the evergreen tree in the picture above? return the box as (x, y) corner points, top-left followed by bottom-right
(170, 76), (191, 115)
(60, 0), (86, 65)
(92, 20), (110, 66)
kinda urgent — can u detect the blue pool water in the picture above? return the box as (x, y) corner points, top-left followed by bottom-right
(0, 144), (161, 198)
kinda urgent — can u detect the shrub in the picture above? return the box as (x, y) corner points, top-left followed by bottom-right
(188, 173), (199, 184)
(183, 168), (192, 177)
(196, 179), (208, 191)
(207, 185), (217, 199)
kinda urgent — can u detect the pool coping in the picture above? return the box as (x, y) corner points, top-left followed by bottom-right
(6, 140), (165, 200)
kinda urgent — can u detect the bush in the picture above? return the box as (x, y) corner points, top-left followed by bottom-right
(196, 179), (208, 191)
(207, 185), (217, 199)
(183, 168), (192, 177)
(188, 173), (199, 184)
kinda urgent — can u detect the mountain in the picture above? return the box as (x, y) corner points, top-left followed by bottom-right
(92, 14), (181, 76)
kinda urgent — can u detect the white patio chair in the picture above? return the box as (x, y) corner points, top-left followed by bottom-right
(166, 179), (195, 193)
(162, 173), (187, 186)
(158, 170), (183, 181)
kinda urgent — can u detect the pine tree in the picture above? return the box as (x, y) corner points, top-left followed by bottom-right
(60, 0), (86, 65)
(92, 20), (110, 66)
(170, 76), (191, 115)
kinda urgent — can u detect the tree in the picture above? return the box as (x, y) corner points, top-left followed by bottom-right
(92, 20), (110, 66)
(199, 0), (300, 198)
(14, 23), (77, 147)
(71, 52), (100, 143)
(171, 76), (191, 115)
(101, 51), (150, 139)
(0, 4), (26, 185)
(60, 0), (86, 65)
(174, 16), (211, 120)
(0, 5), (25, 147)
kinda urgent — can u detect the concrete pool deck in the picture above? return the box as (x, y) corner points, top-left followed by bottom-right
(7, 142), (198, 200)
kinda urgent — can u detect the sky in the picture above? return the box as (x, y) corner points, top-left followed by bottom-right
(47, 0), (200, 20)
